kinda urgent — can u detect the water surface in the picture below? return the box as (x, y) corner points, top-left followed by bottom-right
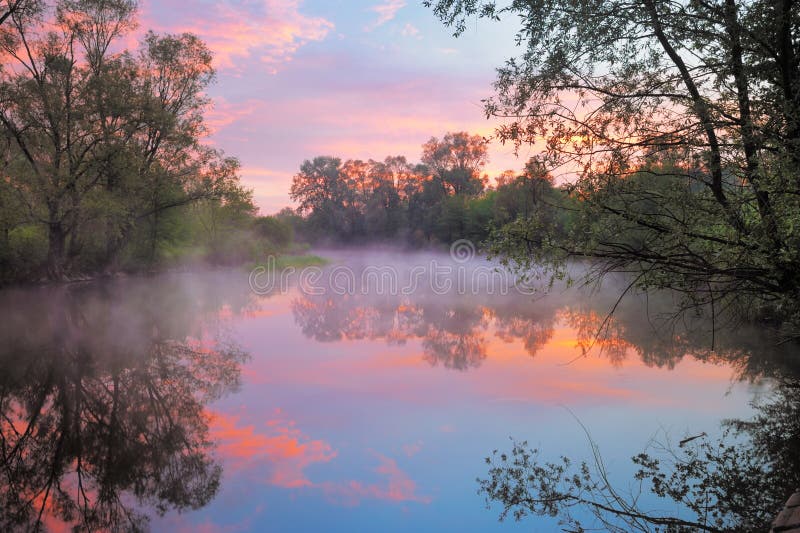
(0, 251), (793, 531)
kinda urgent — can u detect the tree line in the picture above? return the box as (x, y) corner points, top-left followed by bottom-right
(287, 131), (568, 247)
(0, 0), (291, 284)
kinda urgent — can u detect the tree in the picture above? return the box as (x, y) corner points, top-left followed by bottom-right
(191, 158), (258, 265)
(0, 0), (138, 277)
(253, 215), (293, 250)
(289, 156), (353, 241)
(426, 0), (800, 334)
(421, 131), (488, 196)
(0, 0), (36, 27)
(362, 158), (403, 239)
(0, 1), (239, 279)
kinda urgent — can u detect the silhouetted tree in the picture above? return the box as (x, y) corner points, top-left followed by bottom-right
(426, 0), (800, 335)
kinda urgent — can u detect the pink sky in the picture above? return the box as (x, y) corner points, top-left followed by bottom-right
(139, 0), (532, 213)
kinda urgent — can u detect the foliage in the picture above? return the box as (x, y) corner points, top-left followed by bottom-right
(257, 253), (328, 270)
(426, 0), (800, 334)
(0, 1), (290, 283)
(288, 132), (564, 248)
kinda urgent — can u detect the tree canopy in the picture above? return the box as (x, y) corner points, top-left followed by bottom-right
(426, 0), (800, 335)
(287, 131), (561, 246)
(0, 0), (289, 282)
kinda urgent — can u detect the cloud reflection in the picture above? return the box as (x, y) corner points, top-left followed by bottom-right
(211, 414), (336, 488)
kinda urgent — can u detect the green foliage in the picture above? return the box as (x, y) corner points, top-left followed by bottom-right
(426, 0), (800, 335)
(255, 253), (328, 270)
(0, 1), (292, 283)
(0, 224), (48, 280)
(254, 216), (293, 250)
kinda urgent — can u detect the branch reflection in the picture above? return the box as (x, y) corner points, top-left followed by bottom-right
(0, 278), (250, 531)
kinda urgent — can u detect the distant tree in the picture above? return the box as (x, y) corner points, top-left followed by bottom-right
(274, 206), (306, 241)
(363, 158), (403, 239)
(421, 131), (488, 196)
(253, 215), (293, 253)
(290, 156), (353, 241)
(290, 135), (496, 245)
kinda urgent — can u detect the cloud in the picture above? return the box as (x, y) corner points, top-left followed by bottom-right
(211, 414), (430, 506)
(140, 0), (333, 72)
(205, 97), (268, 134)
(211, 414), (337, 488)
(365, 0), (406, 31)
(400, 23), (420, 38)
(194, 40), (523, 214)
(319, 454), (431, 505)
(402, 441), (423, 457)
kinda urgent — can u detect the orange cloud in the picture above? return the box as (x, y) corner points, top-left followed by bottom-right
(211, 414), (336, 488)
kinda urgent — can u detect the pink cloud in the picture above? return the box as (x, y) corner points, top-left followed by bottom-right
(400, 23), (420, 38)
(205, 97), (268, 135)
(210, 413), (430, 505)
(402, 441), (423, 457)
(365, 0), (406, 31)
(140, 0), (333, 72)
(319, 454), (431, 506)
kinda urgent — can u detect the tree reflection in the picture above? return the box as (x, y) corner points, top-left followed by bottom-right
(291, 293), (496, 370)
(478, 377), (800, 532)
(492, 306), (557, 359)
(290, 285), (800, 378)
(0, 279), (249, 531)
(420, 305), (488, 370)
(561, 296), (800, 380)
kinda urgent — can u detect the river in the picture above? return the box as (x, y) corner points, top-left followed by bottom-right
(0, 250), (795, 531)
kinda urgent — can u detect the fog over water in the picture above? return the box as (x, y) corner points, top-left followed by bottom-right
(0, 250), (795, 531)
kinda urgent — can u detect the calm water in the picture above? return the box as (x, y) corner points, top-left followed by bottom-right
(0, 251), (795, 532)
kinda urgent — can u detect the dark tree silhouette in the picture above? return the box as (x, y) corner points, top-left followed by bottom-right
(0, 281), (249, 531)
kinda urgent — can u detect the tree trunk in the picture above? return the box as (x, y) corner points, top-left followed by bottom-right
(47, 221), (66, 280)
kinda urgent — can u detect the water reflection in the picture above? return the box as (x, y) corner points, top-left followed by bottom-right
(478, 375), (800, 531)
(0, 277), (250, 531)
(281, 259), (800, 530)
(291, 294), (495, 370)
(290, 280), (800, 380)
(0, 256), (797, 532)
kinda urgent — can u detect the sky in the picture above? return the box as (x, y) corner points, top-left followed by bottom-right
(137, 0), (532, 213)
